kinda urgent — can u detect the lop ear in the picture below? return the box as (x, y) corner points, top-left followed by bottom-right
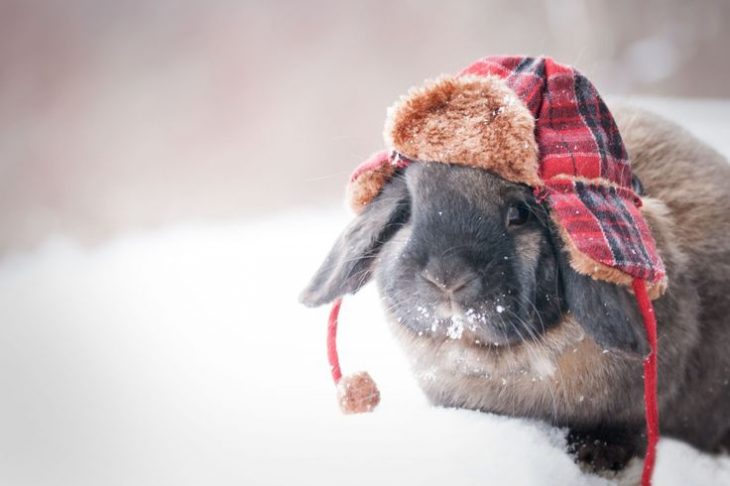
(554, 234), (650, 358)
(299, 175), (409, 307)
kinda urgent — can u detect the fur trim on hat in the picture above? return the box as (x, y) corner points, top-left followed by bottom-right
(384, 75), (541, 188)
(346, 151), (395, 213)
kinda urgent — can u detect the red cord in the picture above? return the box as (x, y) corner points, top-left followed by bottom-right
(328, 298), (343, 384)
(633, 278), (659, 486)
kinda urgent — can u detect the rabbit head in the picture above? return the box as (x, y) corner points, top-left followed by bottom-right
(300, 160), (649, 357)
(302, 60), (667, 374)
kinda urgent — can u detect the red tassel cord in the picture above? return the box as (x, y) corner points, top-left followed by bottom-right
(327, 298), (343, 384)
(326, 298), (381, 414)
(633, 278), (660, 486)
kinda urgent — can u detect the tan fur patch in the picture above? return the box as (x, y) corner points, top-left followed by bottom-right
(383, 75), (541, 187)
(388, 313), (636, 423)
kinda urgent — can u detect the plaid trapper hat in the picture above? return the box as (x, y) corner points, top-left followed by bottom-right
(349, 56), (666, 296)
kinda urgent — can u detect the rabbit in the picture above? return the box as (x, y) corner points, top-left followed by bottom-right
(300, 105), (730, 472)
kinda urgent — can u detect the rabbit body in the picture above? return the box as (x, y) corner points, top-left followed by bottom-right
(302, 107), (730, 468)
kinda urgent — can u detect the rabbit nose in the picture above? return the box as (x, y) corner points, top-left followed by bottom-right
(419, 262), (480, 297)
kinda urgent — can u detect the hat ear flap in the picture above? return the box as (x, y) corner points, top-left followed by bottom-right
(299, 174), (409, 307)
(554, 231), (650, 358)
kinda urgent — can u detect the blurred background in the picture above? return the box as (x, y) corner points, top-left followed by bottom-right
(2, 0), (730, 256)
(3, 2), (730, 485)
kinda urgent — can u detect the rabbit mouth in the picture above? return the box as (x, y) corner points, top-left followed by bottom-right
(400, 301), (528, 347)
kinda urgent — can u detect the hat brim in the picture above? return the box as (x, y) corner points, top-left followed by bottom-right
(546, 178), (667, 298)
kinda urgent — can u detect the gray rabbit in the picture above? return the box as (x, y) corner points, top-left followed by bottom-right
(301, 61), (730, 473)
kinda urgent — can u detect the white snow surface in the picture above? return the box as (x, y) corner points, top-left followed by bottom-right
(1, 210), (730, 486)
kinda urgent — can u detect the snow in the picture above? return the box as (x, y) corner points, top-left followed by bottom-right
(446, 316), (465, 339)
(1, 210), (729, 485)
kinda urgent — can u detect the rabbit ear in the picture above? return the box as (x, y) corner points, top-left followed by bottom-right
(299, 176), (409, 307)
(555, 237), (650, 358)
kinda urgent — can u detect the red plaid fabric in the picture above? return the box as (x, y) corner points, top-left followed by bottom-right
(460, 56), (665, 286)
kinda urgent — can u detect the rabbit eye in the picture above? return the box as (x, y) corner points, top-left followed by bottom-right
(506, 202), (530, 227)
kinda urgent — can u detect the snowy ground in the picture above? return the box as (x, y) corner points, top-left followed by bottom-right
(1, 209), (730, 486)
(2, 100), (730, 485)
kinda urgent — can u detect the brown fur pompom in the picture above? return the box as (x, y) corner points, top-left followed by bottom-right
(337, 372), (380, 414)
